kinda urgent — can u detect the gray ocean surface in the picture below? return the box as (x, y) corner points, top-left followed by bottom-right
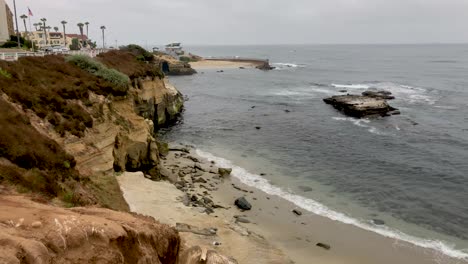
(161, 45), (468, 257)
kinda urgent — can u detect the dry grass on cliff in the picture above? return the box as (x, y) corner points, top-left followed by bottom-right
(97, 50), (164, 81)
(0, 97), (95, 205)
(0, 55), (123, 137)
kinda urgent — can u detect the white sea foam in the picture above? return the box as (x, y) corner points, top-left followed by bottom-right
(273, 62), (300, 68)
(332, 116), (384, 135)
(332, 83), (371, 89)
(310, 88), (336, 95)
(331, 82), (437, 105)
(272, 63), (304, 71)
(273, 90), (304, 96)
(195, 149), (468, 261)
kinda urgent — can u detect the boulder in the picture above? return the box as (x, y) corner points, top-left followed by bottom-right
(323, 95), (398, 118)
(292, 209), (303, 216)
(113, 132), (162, 179)
(316, 243), (331, 250)
(218, 168), (232, 177)
(234, 197), (252, 210)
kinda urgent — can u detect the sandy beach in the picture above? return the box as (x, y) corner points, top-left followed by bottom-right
(190, 60), (263, 70)
(117, 144), (468, 264)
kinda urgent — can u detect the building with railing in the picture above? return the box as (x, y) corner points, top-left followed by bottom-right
(28, 30), (88, 49)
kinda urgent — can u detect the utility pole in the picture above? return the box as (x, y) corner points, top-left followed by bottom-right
(12, 0), (21, 48)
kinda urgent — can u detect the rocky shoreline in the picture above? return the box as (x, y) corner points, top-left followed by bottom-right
(117, 142), (467, 264)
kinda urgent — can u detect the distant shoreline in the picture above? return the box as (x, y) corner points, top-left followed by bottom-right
(190, 58), (267, 69)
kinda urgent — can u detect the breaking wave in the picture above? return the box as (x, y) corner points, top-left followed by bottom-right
(195, 148), (468, 261)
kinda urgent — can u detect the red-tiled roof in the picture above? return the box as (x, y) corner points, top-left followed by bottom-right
(65, 34), (88, 40)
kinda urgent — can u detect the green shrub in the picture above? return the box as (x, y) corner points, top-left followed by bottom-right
(179, 56), (191, 62)
(66, 55), (130, 93)
(0, 67), (11, 78)
(0, 41), (19, 48)
(121, 44), (154, 62)
(95, 68), (130, 92)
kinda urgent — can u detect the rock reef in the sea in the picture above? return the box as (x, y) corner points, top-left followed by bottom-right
(361, 88), (395, 100)
(256, 60), (275, 70)
(323, 94), (399, 118)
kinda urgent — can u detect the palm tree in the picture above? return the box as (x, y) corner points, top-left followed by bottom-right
(33, 23), (38, 31)
(85, 22), (89, 39)
(77, 23), (85, 48)
(53, 26), (59, 32)
(20, 15), (28, 35)
(40, 18), (48, 45)
(61, 21), (67, 47)
(100, 25), (106, 49)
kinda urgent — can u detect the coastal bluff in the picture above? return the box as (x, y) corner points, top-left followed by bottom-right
(0, 46), (238, 263)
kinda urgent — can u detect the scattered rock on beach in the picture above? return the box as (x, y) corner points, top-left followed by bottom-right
(316, 242), (331, 250)
(187, 156), (199, 162)
(235, 217), (251, 224)
(169, 146), (190, 153)
(235, 197), (252, 210)
(194, 163), (205, 171)
(292, 209), (303, 216)
(219, 168), (232, 177)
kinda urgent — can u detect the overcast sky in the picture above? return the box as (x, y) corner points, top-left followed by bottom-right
(6, 0), (468, 46)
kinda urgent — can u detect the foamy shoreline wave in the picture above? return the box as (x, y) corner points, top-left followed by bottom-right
(195, 148), (468, 260)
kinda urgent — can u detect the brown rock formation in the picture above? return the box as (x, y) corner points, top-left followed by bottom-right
(323, 95), (399, 118)
(0, 195), (180, 264)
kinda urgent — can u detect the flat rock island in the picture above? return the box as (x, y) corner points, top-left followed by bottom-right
(323, 94), (400, 118)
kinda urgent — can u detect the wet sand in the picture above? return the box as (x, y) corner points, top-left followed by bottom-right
(118, 145), (468, 264)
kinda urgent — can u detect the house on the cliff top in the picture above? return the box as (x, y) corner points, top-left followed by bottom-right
(0, 0), (14, 44)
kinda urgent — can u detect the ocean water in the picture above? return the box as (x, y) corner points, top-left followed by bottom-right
(161, 45), (468, 259)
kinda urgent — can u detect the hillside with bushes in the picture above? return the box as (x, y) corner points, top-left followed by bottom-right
(0, 46), (177, 206)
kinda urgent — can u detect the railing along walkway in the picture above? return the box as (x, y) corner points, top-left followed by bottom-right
(0, 49), (109, 62)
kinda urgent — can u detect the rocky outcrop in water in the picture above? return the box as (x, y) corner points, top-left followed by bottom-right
(256, 61), (275, 70)
(361, 89), (395, 100)
(323, 94), (399, 118)
(154, 56), (197, 76)
(166, 61), (197, 76)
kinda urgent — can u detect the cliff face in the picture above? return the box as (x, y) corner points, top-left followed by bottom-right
(133, 78), (184, 128)
(0, 49), (186, 263)
(0, 195), (180, 264)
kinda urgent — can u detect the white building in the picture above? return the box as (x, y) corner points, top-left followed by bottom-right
(0, 0), (12, 44)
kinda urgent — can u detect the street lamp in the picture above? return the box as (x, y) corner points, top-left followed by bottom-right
(12, 0), (21, 48)
(100, 26), (106, 49)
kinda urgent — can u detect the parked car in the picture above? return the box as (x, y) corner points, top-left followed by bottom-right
(52, 46), (69, 52)
(41, 46), (53, 52)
